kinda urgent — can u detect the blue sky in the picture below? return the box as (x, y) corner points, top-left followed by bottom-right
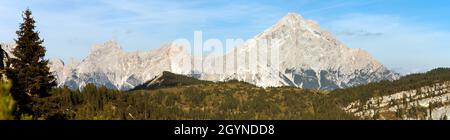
(0, 0), (449, 74)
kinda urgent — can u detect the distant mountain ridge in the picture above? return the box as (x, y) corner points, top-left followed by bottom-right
(3, 12), (400, 90)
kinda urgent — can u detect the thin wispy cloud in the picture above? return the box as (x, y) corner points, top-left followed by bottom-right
(302, 0), (380, 15)
(324, 13), (450, 74)
(0, 0), (284, 60)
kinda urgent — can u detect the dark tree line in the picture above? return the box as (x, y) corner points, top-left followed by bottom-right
(32, 83), (357, 120)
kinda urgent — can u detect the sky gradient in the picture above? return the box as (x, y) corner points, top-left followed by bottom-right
(0, 0), (449, 74)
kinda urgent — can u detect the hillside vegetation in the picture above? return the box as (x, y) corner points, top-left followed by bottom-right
(131, 71), (211, 91)
(20, 68), (450, 120)
(31, 72), (355, 120)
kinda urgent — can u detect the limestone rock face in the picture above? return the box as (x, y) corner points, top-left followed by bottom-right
(345, 81), (450, 120)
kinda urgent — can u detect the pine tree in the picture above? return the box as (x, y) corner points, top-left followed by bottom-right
(6, 9), (56, 115)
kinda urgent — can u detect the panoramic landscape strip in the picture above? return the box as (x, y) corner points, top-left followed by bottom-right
(1, 1), (449, 121)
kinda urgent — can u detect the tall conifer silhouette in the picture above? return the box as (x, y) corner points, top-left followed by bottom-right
(6, 9), (56, 115)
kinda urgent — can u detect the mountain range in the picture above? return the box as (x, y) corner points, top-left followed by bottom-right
(2, 13), (399, 91)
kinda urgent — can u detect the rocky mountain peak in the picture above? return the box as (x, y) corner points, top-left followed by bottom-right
(282, 12), (304, 22)
(235, 12), (399, 89)
(90, 40), (122, 55)
(257, 13), (330, 44)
